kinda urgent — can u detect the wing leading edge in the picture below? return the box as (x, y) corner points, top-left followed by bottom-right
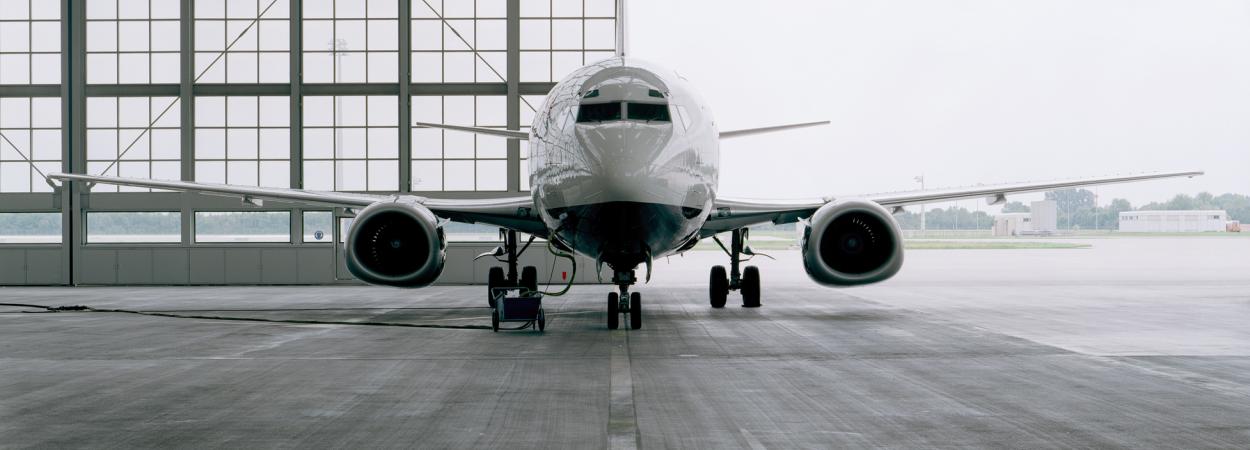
(702, 170), (1204, 236)
(48, 173), (547, 237)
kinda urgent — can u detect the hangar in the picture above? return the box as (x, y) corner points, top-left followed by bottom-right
(1, 0), (616, 285)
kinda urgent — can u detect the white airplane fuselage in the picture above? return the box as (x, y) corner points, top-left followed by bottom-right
(529, 57), (719, 271)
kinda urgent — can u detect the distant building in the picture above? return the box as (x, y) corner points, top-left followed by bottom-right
(1030, 200), (1058, 232)
(992, 200), (1057, 236)
(993, 213), (1031, 236)
(1118, 210), (1229, 233)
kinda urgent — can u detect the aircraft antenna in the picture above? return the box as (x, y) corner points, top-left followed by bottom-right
(616, 0), (628, 57)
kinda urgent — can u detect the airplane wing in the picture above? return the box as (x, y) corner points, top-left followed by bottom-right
(701, 170), (1204, 237)
(719, 121), (830, 139)
(48, 173), (548, 237)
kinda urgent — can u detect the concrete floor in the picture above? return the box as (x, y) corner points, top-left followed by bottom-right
(2, 237), (1249, 448)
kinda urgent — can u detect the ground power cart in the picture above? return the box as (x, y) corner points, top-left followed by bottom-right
(490, 287), (545, 332)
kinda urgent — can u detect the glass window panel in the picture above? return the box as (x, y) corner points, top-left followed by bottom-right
(477, 0), (507, 18)
(195, 96), (290, 187)
(86, 212), (181, 243)
(444, 160), (474, 191)
(476, 160), (506, 191)
(411, 160), (441, 191)
(552, 0), (582, 16)
(87, 6), (179, 85)
(0, 213), (61, 244)
(258, 160), (288, 187)
(585, 0), (616, 17)
(0, 97), (59, 192)
(194, 211), (291, 243)
(303, 96), (398, 191)
(552, 19), (582, 50)
(444, 0), (474, 18)
(444, 20), (473, 50)
(195, 1), (290, 84)
(366, 52), (398, 82)
(519, 20), (549, 49)
(519, 0), (549, 17)
(368, 19), (398, 51)
(302, 211), (333, 242)
(303, 160), (333, 190)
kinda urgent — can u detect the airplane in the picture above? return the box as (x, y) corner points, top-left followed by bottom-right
(50, 56), (1202, 330)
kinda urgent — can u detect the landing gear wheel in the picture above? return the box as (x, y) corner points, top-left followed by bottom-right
(521, 265), (538, 294)
(741, 265), (761, 308)
(629, 292), (642, 330)
(487, 267), (504, 307)
(491, 309), (500, 332)
(709, 265), (728, 308)
(537, 309), (546, 332)
(607, 292), (620, 330)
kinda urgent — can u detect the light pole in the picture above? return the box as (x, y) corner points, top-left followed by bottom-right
(914, 175), (926, 232)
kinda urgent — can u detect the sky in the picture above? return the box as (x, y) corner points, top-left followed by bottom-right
(628, 0), (1250, 210)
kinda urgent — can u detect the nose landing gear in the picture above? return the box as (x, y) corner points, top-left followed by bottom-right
(607, 269), (642, 330)
(709, 228), (764, 308)
(481, 229), (539, 307)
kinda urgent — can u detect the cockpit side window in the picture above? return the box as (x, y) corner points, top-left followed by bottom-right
(626, 103), (671, 122)
(576, 102), (622, 123)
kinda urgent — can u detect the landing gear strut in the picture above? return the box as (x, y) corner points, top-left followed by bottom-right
(482, 229), (538, 307)
(607, 269), (642, 330)
(709, 228), (763, 308)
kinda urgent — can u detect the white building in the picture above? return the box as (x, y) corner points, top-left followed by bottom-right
(1118, 210), (1229, 233)
(992, 213), (1032, 236)
(992, 200), (1057, 236)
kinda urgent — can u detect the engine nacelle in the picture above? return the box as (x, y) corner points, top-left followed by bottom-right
(345, 201), (446, 287)
(802, 200), (904, 286)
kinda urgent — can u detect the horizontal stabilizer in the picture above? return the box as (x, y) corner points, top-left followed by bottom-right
(413, 122), (529, 140)
(719, 120), (830, 139)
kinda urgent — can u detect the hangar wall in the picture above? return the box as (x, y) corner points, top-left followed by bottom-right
(0, 0), (619, 285)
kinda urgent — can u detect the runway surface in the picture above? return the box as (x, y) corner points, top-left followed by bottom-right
(2, 237), (1249, 448)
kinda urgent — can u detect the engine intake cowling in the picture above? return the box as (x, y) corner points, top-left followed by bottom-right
(802, 200), (904, 286)
(345, 201), (446, 287)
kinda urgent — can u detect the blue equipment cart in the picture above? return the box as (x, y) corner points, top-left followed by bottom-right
(490, 287), (545, 332)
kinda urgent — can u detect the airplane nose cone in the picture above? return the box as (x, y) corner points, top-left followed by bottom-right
(576, 122), (672, 179)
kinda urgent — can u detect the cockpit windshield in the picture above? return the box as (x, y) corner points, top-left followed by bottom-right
(626, 103), (670, 122)
(576, 102), (621, 123)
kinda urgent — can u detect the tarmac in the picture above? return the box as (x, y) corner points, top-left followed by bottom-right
(2, 237), (1249, 448)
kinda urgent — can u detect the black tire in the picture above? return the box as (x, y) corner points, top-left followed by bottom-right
(537, 309), (545, 332)
(629, 292), (642, 330)
(521, 265), (538, 294)
(491, 308), (499, 332)
(742, 265), (761, 308)
(607, 292), (620, 330)
(487, 267), (504, 307)
(709, 265), (728, 308)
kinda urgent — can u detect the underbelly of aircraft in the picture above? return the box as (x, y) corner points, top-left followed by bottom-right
(551, 201), (701, 270)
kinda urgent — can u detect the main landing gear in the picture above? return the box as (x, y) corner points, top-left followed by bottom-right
(709, 228), (765, 308)
(607, 269), (642, 330)
(481, 229), (538, 307)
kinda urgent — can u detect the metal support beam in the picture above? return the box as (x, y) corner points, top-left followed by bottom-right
(290, 0), (303, 189)
(398, 0), (412, 192)
(506, 0), (521, 193)
(179, 0), (195, 246)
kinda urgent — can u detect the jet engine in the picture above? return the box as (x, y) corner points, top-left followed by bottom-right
(345, 201), (446, 287)
(801, 200), (904, 286)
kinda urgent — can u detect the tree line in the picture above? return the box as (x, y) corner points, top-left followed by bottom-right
(902, 190), (1250, 231)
